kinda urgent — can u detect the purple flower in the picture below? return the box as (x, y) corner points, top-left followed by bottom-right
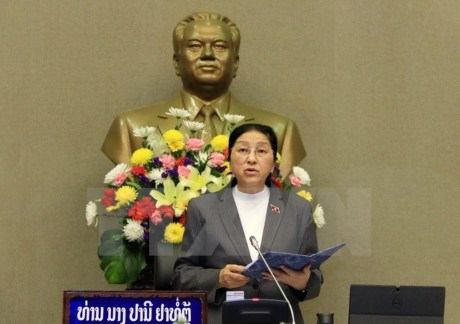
(216, 165), (228, 173)
(184, 157), (193, 166)
(139, 175), (150, 185)
(152, 157), (163, 168)
(167, 168), (179, 178)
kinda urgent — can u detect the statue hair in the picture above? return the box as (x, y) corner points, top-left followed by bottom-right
(173, 12), (241, 56)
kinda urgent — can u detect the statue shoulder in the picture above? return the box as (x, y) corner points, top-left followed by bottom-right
(112, 93), (183, 127)
(229, 95), (294, 125)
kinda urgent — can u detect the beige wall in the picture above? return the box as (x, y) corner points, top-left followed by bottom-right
(1, 1), (459, 323)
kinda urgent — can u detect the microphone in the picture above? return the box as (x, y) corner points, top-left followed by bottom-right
(249, 235), (296, 324)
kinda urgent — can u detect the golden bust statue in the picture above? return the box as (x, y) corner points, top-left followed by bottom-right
(102, 12), (305, 177)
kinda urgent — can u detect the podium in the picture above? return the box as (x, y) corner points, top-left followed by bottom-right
(63, 290), (207, 324)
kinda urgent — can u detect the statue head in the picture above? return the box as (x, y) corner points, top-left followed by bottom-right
(172, 12), (241, 101)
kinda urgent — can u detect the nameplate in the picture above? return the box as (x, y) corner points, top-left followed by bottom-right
(63, 290), (207, 324)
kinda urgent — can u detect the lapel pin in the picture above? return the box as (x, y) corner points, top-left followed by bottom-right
(270, 204), (281, 214)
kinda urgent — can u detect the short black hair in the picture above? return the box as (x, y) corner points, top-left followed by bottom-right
(229, 123), (278, 155)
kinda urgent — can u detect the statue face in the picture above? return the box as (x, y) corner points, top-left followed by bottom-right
(174, 19), (239, 99)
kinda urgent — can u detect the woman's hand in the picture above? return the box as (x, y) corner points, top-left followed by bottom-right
(262, 265), (311, 291)
(218, 264), (250, 289)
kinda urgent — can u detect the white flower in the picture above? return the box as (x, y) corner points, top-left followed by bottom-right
(146, 133), (169, 154)
(183, 120), (205, 132)
(224, 113), (245, 124)
(123, 219), (145, 242)
(133, 126), (156, 138)
(85, 201), (98, 227)
(313, 204), (326, 228)
(292, 166), (311, 186)
(148, 168), (165, 182)
(165, 107), (192, 118)
(104, 163), (131, 185)
(197, 151), (209, 164)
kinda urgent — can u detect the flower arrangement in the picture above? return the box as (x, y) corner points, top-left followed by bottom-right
(86, 108), (324, 284)
(271, 165), (326, 229)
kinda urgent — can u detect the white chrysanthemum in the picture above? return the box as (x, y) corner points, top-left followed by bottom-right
(197, 151), (209, 164)
(104, 163), (131, 185)
(133, 126), (156, 138)
(85, 201), (98, 227)
(148, 168), (165, 181)
(146, 133), (169, 154)
(292, 166), (311, 186)
(165, 107), (192, 118)
(123, 219), (145, 242)
(313, 204), (326, 228)
(224, 113), (245, 124)
(183, 120), (205, 131)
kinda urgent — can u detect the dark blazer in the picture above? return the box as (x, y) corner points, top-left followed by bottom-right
(172, 186), (323, 324)
(101, 92), (306, 177)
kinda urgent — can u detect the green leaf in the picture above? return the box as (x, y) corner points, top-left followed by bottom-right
(97, 231), (148, 284)
(99, 255), (119, 271)
(104, 260), (128, 284)
(125, 181), (142, 190)
(98, 238), (123, 257)
(123, 252), (142, 283)
(99, 229), (123, 243)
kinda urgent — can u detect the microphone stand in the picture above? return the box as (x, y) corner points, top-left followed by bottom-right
(250, 236), (296, 324)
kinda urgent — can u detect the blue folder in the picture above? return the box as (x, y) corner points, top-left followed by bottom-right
(243, 242), (346, 281)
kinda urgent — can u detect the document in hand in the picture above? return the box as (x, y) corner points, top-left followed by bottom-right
(243, 242), (346, 281)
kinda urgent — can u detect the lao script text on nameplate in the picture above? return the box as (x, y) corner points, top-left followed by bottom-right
(63, 290), (207, 324)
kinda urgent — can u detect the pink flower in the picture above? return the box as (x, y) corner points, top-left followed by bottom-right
(150, 210), (163, 225)
(209, 152), (226, 167)
(158, 205), (175, 218)
(112, 173), (128, 187)
(160, 154), (176, 170)
(289, 175), (302, 188)
(178, 165), (191, 178)
(186, 138), (205, 151)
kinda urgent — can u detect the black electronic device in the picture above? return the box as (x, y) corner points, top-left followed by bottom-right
(222, 299), (290, 324)
(348, 284), (445, 324)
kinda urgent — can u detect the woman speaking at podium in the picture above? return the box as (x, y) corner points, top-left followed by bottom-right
(172, 124), (323, 323)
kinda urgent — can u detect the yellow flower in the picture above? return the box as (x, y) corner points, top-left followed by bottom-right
(150, 178), (199, 217)
(106, 205), (119, 212)
(164, 222), (185, 244)
(115, 186), (138, 206)
(297, 190), (312, 202)
(222, 161), (231, 175)
(210, 135), (229, 151)
(131, 148), (154, 165)
(207, 174), (232, 193)
(180, 166), (213, 194)
(276, 152), (282, 164)
(163, 129), (185, 152)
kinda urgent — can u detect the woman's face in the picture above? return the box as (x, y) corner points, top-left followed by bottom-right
(230, 130), (275, 194)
